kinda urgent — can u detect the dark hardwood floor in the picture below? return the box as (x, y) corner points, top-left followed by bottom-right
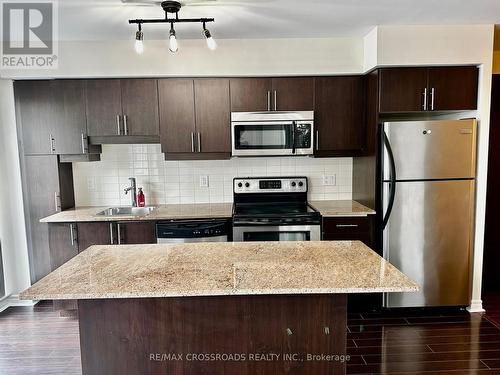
(0, 301), (81, 375)
(3, 296), (500, 374)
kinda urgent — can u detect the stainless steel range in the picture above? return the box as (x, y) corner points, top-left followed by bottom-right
(232, 177), (321, 242)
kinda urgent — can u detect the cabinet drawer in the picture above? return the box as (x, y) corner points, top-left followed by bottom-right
(323, 217), (370, 235)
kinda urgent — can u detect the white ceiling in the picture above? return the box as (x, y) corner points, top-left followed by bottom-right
(58, 0), (500, 41)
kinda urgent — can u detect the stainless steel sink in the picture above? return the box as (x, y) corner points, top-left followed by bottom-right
(95, 206), (156, 217)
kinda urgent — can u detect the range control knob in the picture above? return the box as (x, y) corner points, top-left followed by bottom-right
(237, 182), (243, 188)
(298, 181), (304, 187)
(291, 181), (297, 187)
(245, 182), (250, 188)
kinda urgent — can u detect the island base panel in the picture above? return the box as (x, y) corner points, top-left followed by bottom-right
(78, 294), (347, 374)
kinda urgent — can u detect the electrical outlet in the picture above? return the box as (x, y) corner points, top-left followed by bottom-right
(87, 177), (96, 191)
(322, 175), (336, 186)
(199, 175), (209, 187)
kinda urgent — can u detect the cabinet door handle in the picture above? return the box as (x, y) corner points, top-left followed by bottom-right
(116, 115), (121, 135)
(273, 90), (277, 111)
(315, 130), (319, 151)
(123, 115), (128, 135)
(267, 91), (271, 111)
(430, 87), (435, 111)
(422, 88), (428, 111)
(54, 192), (61, 212)
(109, 223), (114, 245)
(81, 133), (88, 154)
(197, 132), (201, 153)
(336, 224), (359, 228)
(117, 223), (122, 245)
(69, 223), (77, 246)
(191, 132), (195, 152)
(49, 134), (56, 154)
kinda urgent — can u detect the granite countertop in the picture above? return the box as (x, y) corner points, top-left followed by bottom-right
(40, 203), (234, 223)
(309, 200), (375, 217)
(40, 201), (374, 223)
(20, 241), (418, 300)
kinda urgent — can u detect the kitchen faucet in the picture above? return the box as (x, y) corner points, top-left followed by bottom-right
(124, 177), (137, 207)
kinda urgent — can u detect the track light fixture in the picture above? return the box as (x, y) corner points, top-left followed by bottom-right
(129, 1), (216, 54)
(134, 24), (144, 54)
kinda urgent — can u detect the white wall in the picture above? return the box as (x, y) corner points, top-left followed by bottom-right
(0, 80), (31, 305)
(0, 37), (364, 79)
(73, 145), (353, 207)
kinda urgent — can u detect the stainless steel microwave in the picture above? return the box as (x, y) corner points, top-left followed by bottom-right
(231, 111), (314, 156)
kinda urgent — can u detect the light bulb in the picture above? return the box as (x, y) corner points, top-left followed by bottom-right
(135, 39), (144, 54)
(203, 28), (217, 51)
(169, 28), (178, 53)
(135, 29), (144, 54)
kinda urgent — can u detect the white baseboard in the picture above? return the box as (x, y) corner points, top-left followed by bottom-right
(0, 294), (37, 313)
(467, 299), (485, 313)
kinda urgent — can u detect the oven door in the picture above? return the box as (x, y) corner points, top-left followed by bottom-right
(231, 121), (313, 156)
(233, 225), (321, 242)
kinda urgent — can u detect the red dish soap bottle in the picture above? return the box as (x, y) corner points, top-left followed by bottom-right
(137, 187), (145, 207)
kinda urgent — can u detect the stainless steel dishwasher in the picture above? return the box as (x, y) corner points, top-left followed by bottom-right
(156, 219), (230, 243)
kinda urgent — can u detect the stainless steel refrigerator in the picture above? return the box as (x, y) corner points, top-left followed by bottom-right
(381, 119), (476, 308)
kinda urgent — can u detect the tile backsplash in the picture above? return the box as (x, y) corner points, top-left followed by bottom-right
(73, 144), (353, 207)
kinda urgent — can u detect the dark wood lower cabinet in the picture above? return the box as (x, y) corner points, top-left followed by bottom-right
(48, 223), (78, 312)
(78, 294), (347, 375)
(322, 216), (374, 248)
(117, 222), (156, 244)
(322, 216), (379, 313)
(49, 221), (155, 314)
(77, 222), (114, 251)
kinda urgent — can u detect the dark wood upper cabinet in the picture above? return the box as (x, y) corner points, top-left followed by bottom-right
(15, 81), (55, 155)
(271, 77), (314, 111)
(379, 67), (428, 113)
(194, 79), (231, 153)
(159, 78), (231, 158)
(86, 79), (122, 137)
(121, 79), (160, 136)
(16, 80), (87, 155)
(229, 78), (272, 112)
(314, 76), (365, 155)
(427, 66), (478, 111)
(229, 77), (313, 112)
(117, 222), (156, 245)
(158, 79), (196, 154)
(51, 80), (88, 155)
(86, 79), (159, 138)
(379, 66), (478, 113)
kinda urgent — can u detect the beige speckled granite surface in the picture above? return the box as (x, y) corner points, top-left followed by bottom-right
(20, 241), (418, 300)
(41, 201), (372, 223)
(40, 203), (233, 223)
(309, 200), (376, 217)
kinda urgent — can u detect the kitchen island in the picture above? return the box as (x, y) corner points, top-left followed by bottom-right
(20, 241), (417, 375)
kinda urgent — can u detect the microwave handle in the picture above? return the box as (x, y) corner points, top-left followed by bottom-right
(291, 121), (296, 154)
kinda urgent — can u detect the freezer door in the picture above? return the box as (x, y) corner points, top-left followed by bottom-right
(383, 119), (476, 181)
(383, 180), (474, 308)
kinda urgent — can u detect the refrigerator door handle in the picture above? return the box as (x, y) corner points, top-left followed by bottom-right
(382, 129), (397, 229)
